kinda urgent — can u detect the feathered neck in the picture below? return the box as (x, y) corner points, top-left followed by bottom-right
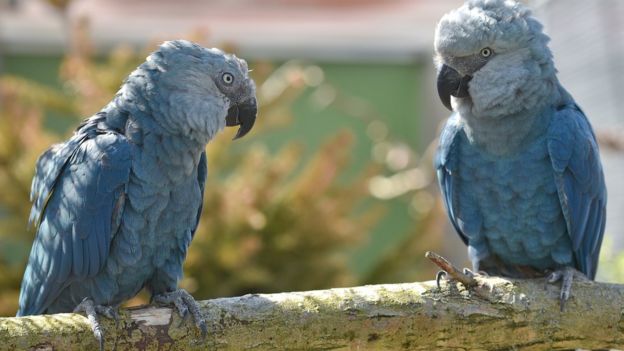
(455, 38), (571, 155)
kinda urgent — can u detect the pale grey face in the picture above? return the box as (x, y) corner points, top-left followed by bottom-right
(435, 46), (496, 111)
(433, 0), (550, 114)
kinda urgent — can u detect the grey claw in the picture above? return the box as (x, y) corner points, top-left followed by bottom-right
(197, 319), (208, 338)
(436, 271), (447, 290)
(560, 269), (574, 312)
(545, 267), (577, 312)
(95, 305), (119, 321)
(181, 291), (207, 338)
(153, 289), (207, 338)
(95, 329), (104, 351)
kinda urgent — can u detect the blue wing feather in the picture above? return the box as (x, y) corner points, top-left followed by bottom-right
(547, 105), (607, 279)
(28, 136), (87, 227)
(435, 114), (469, 245)
(17, 126), (131, 316)
(191, 151), (207, 239)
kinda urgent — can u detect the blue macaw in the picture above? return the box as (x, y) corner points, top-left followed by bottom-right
(434, 0), (606, 307)
(17, 40), (257, 347)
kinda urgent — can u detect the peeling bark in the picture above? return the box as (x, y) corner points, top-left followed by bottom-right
(1, 277), (623, 350)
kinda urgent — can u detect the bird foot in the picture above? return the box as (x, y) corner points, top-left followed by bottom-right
(426, 251), (505, 305)
(73, 298), (119, 351)
(545, 267), (588, 312)
(426, 251), (478, 290)
(153, 288), (207, 337)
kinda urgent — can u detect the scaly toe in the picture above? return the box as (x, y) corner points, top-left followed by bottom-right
(95, 305), (119, 321)
(73, 298), (112, 351)
(154, 290), (188, 317)
(154, 289), (207, 338)
(180, 290), (207, 337)
(546, 267), (581, 312)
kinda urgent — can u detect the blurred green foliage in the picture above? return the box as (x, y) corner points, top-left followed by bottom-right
(0, 21), (450, 315)
(597, 238), (624, 283)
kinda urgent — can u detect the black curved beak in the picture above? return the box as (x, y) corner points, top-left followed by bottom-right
(225, 98), (257, 140)
(437, 64), (472, 111)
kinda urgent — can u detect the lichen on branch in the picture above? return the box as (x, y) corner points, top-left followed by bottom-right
(1, 275), (623, 350)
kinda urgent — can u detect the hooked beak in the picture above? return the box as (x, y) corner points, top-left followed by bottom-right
(437, 64), (472, 111)
(225, 98), (257, 140)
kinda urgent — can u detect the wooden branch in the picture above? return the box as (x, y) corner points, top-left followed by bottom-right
(1, 276), (624, 350)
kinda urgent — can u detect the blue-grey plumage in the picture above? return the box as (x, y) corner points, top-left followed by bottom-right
(17, 40), (257, 341)
(433, 0), (606, 303)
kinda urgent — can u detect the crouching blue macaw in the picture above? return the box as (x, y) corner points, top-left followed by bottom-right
(17, 40), (258, 348)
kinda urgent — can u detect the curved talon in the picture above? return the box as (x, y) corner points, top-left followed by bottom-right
(436, 270), (448, 290)
(560, 270), (574, 312)
(545, 267), (583, 312)
(181, 292), (207, 337)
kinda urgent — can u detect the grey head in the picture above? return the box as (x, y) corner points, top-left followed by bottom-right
(130, 40), (257, 142)
(434, 0), (558, 117)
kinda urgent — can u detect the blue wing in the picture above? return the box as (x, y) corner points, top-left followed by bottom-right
(547, 105), (607, 279)
(435, 114), (469, 245)
(17, 126), (131, 316)
(191, 151), (207, 239)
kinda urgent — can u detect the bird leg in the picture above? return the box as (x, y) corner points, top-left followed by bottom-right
(73, 298), (119, 351)
(153, 288), (207, 337)
(546, 266), (588, 312)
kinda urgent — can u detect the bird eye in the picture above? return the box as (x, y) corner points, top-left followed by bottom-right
(480, 47), (492, 58)
(222, 72), (234, 85)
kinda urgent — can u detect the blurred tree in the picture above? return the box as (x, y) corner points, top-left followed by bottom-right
(0, 76), (64, 315)
(310, 83), (448, 284)
(596, 237), (624, 283)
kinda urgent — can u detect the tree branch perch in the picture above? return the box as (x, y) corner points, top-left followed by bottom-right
(1, 275), (623, 350)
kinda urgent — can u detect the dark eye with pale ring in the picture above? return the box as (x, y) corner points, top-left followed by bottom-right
(480, 47), (492, 58)
(222, 72), (234, 85)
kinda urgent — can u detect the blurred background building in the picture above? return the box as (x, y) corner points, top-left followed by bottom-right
(0, 0), (622, 316)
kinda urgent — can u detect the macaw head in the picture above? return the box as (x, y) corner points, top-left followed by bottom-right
(126, 40), (257, 143)
(434, 0), (557, 117)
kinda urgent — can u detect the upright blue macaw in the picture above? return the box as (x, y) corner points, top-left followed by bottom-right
(434, 0), (607, 307)
(17, 40), (257, 347)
